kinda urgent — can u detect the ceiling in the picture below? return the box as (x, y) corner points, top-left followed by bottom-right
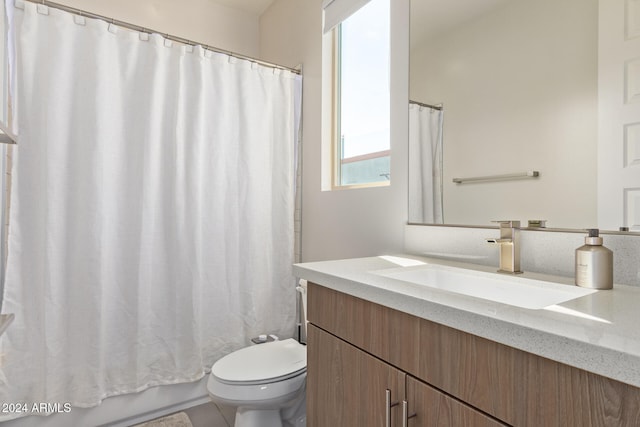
(211, 0), (276, 15)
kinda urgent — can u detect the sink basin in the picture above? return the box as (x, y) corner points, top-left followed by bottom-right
(375, 264), (597, 309)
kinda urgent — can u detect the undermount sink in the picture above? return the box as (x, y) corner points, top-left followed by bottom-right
(375, 264), (597, 309)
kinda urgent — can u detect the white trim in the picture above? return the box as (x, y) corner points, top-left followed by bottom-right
(322, 0), (371, 34)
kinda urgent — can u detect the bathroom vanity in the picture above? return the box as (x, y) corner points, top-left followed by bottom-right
(294, 255), (640, 426)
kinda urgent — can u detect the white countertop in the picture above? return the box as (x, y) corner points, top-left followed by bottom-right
(293, 255), (640, 388)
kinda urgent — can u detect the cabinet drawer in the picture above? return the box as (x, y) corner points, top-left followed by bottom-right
(307, 322), (507, 427)
(307, 281), (421, 372)
(308, 282), (640, 426)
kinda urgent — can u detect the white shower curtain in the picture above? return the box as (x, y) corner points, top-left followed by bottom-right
(408, 103), (443, 224)
(0, 0), (302, 416)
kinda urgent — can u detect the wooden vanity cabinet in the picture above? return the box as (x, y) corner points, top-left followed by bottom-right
(405, 375), (505, 426)
(307, 323), (405, 427)
(307, 324), (504, 427)
(306, 282), (640, 427)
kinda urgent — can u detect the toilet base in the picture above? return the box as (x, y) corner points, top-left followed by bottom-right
(280, 386), (306, 427)
(235, 408), (282, 427)
(231, 387), (306, 427)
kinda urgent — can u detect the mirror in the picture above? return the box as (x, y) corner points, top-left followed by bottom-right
(409, 0), (601, 229)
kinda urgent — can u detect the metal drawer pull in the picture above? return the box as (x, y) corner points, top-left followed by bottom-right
(402, 400), (417, 427)
(385, 389), (399, 427)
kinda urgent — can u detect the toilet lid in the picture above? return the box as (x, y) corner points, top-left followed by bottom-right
(212, 338), (307, 385)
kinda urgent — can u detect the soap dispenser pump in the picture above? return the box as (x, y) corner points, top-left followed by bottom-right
(575, 229), (613, 290)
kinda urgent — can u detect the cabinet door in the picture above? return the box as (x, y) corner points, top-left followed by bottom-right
(308, 324), (406, 427)
(406, 376), (507, 427)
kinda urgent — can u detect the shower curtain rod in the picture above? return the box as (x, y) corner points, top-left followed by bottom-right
(410, 100), (443, 111)
(24, 0), (301, 75)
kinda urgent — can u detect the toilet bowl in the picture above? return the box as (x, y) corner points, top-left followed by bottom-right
(207, 338), (307, 427)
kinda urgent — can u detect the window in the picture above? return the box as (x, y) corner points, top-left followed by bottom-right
(334, 0), (390, 187)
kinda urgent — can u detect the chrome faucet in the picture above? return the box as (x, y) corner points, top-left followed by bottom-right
(486, 220), (522, 274)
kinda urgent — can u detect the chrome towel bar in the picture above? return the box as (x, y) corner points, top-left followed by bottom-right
(453, 170), (539, 184)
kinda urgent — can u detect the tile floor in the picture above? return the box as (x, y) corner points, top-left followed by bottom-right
(182, 402), (236, 427)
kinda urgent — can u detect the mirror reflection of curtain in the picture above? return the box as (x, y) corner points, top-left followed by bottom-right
(409, 102), (443, 224)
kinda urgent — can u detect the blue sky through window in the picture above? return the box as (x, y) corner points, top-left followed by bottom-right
(339, 0), (390, 159)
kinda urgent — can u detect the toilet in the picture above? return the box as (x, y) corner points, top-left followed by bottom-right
(207, 285), (308, 427)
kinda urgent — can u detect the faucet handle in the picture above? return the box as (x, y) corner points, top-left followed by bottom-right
(527, 219), (547, 228)
(492, 220), (520, 228)
(486, 238), (513, 244)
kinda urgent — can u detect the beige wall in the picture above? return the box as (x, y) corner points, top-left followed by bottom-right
(49, 0), (260, 57)
(410, 0), (598, 229)
(260, 0), (410, 262)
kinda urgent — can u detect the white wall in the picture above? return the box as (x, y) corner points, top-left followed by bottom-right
(410, 0), (598, 229)
(49, 0), (261, 57)
(260, 0), (410, 262)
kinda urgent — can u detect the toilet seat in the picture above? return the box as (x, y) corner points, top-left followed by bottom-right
(211, 338), (306, 386)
